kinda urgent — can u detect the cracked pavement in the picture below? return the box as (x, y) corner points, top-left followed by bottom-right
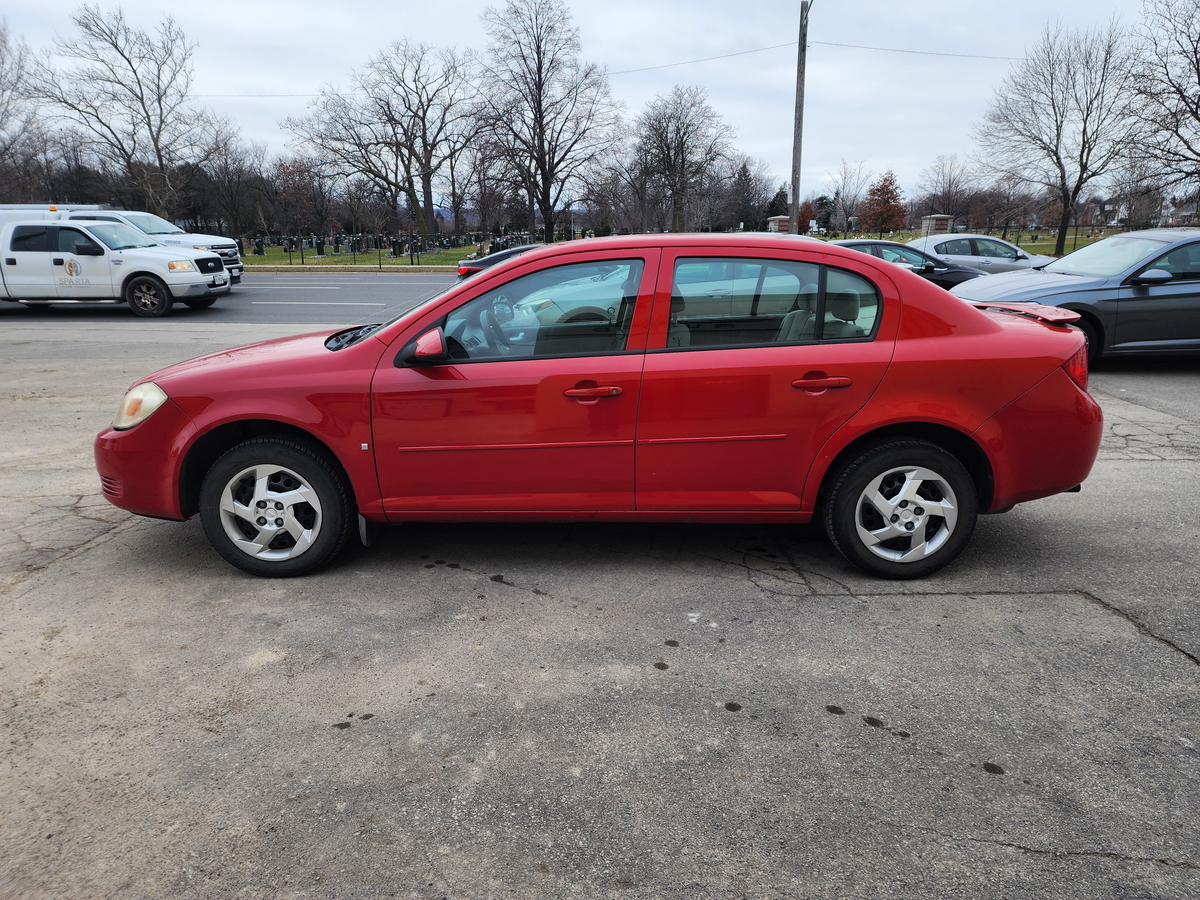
(0, 321), (1197, 899)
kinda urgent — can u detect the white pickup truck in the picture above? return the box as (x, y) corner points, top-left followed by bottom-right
(0, 219), (229, 317)
(60, 209), (244, 284)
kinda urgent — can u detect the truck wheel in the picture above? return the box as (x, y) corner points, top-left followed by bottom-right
(184, 297), (217, 310)
(824, 440), (978, 579)
(199, 438), (353, 577)
(126, 276), (174, 317)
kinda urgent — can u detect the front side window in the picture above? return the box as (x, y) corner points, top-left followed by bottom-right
(667, 257), (879, 348)
(58, 228), (102, 254)
(878, 245), (933, 267)
(1145, 243), (1200, 282)
(10, 226), (50, 252)
(975, 238), (1018, 259)
(441, 259), (644, 362)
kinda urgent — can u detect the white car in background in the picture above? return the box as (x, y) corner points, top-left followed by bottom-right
(907, 233), (1055, 273)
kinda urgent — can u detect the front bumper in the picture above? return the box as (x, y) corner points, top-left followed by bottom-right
(94, 399), (197, 520)
(169, 272), (230, 298)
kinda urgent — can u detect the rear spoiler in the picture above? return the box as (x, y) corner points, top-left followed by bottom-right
(969, 301), (1080, 325)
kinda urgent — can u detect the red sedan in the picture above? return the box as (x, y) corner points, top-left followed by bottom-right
(94, 234), (1102, 579)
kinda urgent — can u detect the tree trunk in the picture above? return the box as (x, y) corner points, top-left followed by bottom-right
(1054, 191), (1072, 256)
(421, 172), (438, 234)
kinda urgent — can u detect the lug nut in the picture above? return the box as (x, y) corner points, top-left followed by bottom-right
(915, 507), (924, 515)
(905, 522), (915, 531)
(275, 518), (284, 526)
(275, 501), (283, 510)
(890, 514), (899, 523)
(256, 517), (267, 526)
(257, 501), (266, 509)
(898, 500), (908, 508)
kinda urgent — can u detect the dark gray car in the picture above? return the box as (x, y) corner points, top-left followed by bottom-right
(950, 228), (1200, 363)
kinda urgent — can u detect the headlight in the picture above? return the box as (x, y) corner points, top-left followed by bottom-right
(167, 260), (197, 273)
(112, 382), (169, 430)
(192, 245), (210, 251)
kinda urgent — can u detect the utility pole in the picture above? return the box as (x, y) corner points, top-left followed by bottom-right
(789, 1), (812, 234)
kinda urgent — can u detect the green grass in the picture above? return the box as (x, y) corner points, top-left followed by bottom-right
(243, 245), (465, 267)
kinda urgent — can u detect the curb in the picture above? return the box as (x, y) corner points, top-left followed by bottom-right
(241, 264), (456, 274)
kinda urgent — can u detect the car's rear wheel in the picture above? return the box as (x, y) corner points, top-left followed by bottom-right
(824, 440), (978, 579)
(126, 276), (174, 317)
(199, 438), (352, 577)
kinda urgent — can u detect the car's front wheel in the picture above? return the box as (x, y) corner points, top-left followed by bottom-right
(824, 440), (978, 579)
(199, 438), (353, 577)
(126, 276), (174, 317)
(184, 296), (217, 310)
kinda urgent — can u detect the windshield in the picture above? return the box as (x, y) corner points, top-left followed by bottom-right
(122, 212), (185, 235)
(1044, 235), (1171, 278)
(86, 222), (160, 250)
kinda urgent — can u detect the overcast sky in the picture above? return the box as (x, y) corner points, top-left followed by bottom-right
(7, 0), (1140, 197)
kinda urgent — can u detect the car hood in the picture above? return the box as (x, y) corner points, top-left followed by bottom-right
(150, 232), (237, 247)
(950, 268), (1108, 303)
(140, 330), (342, 388)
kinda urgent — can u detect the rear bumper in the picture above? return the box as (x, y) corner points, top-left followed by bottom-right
(94, 399), (196, 520)
(972, 367), (1103, 510)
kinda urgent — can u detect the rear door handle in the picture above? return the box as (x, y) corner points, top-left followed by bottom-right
(792, 376), (852, 390)
(564, 385), (623, 398)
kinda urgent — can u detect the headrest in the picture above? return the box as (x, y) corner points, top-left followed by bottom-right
(670, 294), (686, 314)
(829, 289), (859, 323)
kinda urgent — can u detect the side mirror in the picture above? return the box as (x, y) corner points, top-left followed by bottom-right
(397, 327), (450, 367)
(75, 242), (103, 256)
(923, 262), (937, 273)
(1016, 253), (1029, 260)
(1133, 269), (1172, 286)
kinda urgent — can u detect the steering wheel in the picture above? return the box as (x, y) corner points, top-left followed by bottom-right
(471, 304), (512, 356)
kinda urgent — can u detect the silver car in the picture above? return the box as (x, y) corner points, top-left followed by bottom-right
(908, 233), (1055, 273)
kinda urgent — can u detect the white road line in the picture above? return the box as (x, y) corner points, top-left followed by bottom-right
(249, 286), (342, 290)
(251, 301), (387, 306)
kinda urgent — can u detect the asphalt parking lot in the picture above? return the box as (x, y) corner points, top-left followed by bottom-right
(1, 281), (1198, 899)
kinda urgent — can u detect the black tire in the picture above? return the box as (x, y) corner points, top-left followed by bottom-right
(126, 276), (174, 317)
(824, 440), (978, 579)
(199, 438), (353, 577)
(184, 296), (217, 310)
(1074, 316), (1102, 366)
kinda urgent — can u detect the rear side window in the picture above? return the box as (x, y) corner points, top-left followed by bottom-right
(11, 226), (50, 252)
(667, 257), (880, 349)
(936, 239), (974, 256)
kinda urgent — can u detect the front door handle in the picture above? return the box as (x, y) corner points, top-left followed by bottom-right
(52, 258), (64, 266)
(792, 375), (852, 391)
(564, 385), (623, 398)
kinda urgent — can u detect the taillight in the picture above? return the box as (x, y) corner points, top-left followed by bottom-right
(1062, 342), (1088, 391)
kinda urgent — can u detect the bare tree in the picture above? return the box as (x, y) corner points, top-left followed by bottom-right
(287, 42), (476, 235)
(976, 19), (1137, 255)
(634, 85), (733, 232)
(917, 154), (976, 222)
(481, 0), (621, 241)
(207, 138), (264, 237)
(0, 20), (40, 198)
(28, 4), (230, 216)
(1131, 0), (1200, 192)
(825, 159), (871, 232)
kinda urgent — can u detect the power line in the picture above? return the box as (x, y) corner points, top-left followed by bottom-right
(196, 38), (1019, 97)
